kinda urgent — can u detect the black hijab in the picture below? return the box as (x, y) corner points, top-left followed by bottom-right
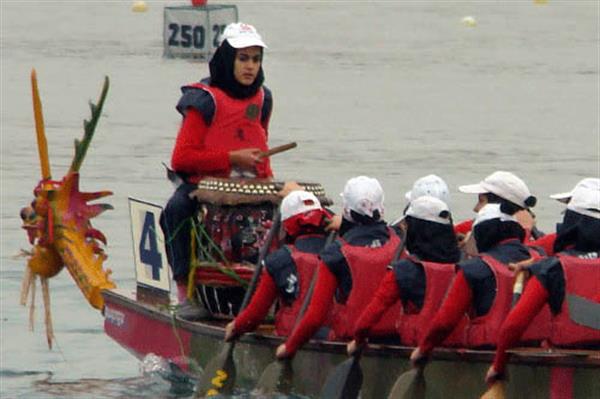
(208, 40), (264, 99)
(405, 216), (461, 263)
(554, 209), (600, 253)
(473, 218), (525, 253)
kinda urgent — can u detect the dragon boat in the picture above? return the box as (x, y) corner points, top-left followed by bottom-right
(18, 73), (600, 399)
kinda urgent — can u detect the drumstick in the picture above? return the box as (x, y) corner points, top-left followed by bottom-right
(260, 142), (297, 159)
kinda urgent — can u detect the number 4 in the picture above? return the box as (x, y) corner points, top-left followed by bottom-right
(139, 211), (163, 280)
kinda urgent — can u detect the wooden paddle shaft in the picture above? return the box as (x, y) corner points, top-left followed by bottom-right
(260, 142), (297, 158)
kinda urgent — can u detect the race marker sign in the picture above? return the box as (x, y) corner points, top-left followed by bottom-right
(163, 5), (238, 58)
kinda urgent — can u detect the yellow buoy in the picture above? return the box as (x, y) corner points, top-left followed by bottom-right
(461, 16), (477, 27)
(132, 1), (148, 13)
(534, 0), (548, 4)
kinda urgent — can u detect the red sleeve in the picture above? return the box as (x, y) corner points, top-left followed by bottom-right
(233, 270), (278, 335)
(353, 271), (400, 343)
(527, 233), (556, 256)
(454, 219), (474, 236)
(284, 264), (337, 356)
(492, 277), (549, 374)
(419, 270), (473, 354)
(170, 108), (231, 179)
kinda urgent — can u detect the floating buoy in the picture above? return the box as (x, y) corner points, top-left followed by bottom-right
(534, 0), (548, 4)
(461, 16), (477, 27)
(132, 1), (148, 12)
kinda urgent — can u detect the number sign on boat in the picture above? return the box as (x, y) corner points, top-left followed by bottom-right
(129, 198), (171, 292)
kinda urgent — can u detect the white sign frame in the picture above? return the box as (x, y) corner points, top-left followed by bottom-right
(128, 197), (171, 292)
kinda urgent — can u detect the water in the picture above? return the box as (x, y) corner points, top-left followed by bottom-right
(1, 1), (598, 397)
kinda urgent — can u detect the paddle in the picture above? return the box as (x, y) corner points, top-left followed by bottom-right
(194, 210), (282, 398)
(387, 367), (426, 399)
(319, 228), (407, 399)
(254, 230), (338, 395)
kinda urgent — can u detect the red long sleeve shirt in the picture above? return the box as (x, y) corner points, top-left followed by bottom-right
(492, 277), (549, 374)
(352, 271), (401, 343)
(171, 109), (233, 183)
(419, 270), (473, 354)
(232, 270), (278, 335)
(283, 264), (338, 356)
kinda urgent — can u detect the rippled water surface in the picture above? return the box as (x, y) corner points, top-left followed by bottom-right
(1, 1), (598, 397)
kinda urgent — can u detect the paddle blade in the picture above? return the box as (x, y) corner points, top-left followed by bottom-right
(387, 368), (425, 399)
(319, 357), (363, 399)
(195, 343), (236, 397)
(480, 381), (506, 399)
(254, 359), (293, 395)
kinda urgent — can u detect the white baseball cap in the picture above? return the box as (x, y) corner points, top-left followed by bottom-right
(405, 195), (452, 225)
(220, 22), (267, 49)
(281, 190), (322, 221)
(341, 176), (384, 219)
(473, 203), (517, 226)
(459, 171), (535, 209)
(550, 178), (600, 203)
(405, 174), (450, 205)
(566, 186), (600, 219)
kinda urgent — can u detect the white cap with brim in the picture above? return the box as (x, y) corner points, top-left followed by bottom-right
(405, 195), (452, 225)
(473, 203), (517, 226)
(566, 186), (600, 219)
(281, 190), (322, 221)
(220, 22), (267, 49)
(550, 177), (600, 203)
(341, 176), (384, 219)
(405, 174), (450, 205)
(459, 171), (534, 209)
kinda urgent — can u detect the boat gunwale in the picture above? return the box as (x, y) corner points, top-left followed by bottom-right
(102, 289), (600, 369)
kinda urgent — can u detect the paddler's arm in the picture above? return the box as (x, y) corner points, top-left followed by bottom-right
(413, 270), (473, 363)
(226, 269), (278, 341)
(352, 270), (400, 344)
(171, 109), (232, 177)
(276, 263), (337, 358)
(487, 277), (550, 382)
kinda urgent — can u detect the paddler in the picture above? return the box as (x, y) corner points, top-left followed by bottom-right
(223, 190), (330, 339)
(527, 177), (600, 256)
(485, 184), (600, 384)
(410, 197), (544, 364)
(159, 22), (273, 319)
(453, 171), (540, 257)
(275, 176), (402, 359)
(347, 195), (461, 354)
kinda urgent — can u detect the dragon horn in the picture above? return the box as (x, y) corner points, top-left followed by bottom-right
(70, 76), (110, 173)
(31, 69), (51, 180)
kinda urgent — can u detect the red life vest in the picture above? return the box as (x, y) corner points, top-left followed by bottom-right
(396, 259), (467, 347)
(550, 253), (600, 347)
(188, 83), (271, 178)
(274, 246), (321, 337)
(466, 250), (551, 347)
(327, 230), (401, 340)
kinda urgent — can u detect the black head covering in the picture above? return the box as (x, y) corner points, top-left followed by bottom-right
(473, 218), (525, 253)
(208, 40), (264, 99)
(405, 216), (461, 263)
(554, 209), (600, 253)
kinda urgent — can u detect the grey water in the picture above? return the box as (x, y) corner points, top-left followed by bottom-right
(1, 1), (598, 397)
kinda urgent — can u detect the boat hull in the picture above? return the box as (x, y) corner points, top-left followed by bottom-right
(103, 289), (600, 398)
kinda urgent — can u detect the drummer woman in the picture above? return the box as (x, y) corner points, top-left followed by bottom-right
(160, 22), (274, 316)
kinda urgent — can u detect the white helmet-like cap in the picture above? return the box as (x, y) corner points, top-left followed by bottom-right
(405, 195), (452, 225)
(281, 190), (322, 221)
(566, 186), (600, 219)
(341, 176), (384, 220)
(473, 203), (517, 226)
(220, 22), (267, 49)
(550, 178), (600, 203)
(459, 171), (536, 209)
(405, 174), (450, 205)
